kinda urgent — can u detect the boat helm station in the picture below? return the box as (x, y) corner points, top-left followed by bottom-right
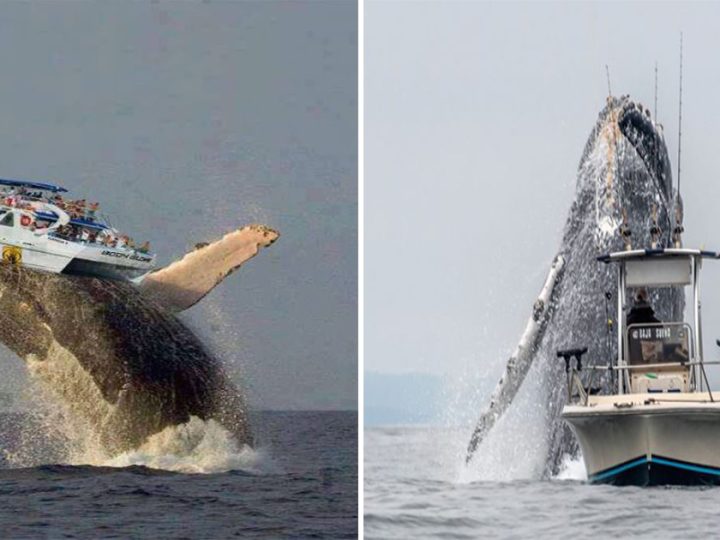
(559, 247), (718, 401)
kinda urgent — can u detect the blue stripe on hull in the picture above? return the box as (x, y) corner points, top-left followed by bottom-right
(591, 457), (648, 482)
(590, 455), (720, 486)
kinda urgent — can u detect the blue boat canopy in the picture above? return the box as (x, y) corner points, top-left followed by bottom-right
(70, 218), (108, 231)
(33, 211), (108, 231)
(0, 178), (68, 193)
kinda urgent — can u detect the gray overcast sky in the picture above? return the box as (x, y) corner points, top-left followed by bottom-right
(366, 1), (720, 385)
(0, 1), (357, 410)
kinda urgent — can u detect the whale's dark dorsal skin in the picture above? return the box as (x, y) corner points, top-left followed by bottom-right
(0, 225), (278, 455)
(466, 97), (683, 474)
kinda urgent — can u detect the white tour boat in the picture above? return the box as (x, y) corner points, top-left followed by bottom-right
(560, 246), (720, 486)
(0, 178), (155, 280)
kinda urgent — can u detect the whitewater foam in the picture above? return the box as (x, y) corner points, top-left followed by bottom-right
(17, 341), (271, 475)
(99, 416), (278, 474)
(554, 453), (587, 481)
(457, 360), (550, 484)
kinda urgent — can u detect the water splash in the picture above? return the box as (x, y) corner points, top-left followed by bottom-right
(99, 417), (278, 475)
(554, 453), (587, 481)
(5, 338), (269, 475)
(457, 359), (551, 483)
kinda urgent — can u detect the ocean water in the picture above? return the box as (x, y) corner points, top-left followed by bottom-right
(0, 410), (357, 538)
(365, 425), (720, 539)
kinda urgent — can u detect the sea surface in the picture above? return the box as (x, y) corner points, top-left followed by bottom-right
(0, 410), (357, 539)
(365, 425), (720, 539)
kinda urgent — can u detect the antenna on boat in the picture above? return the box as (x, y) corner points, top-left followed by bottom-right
(673, 33), (685, 248)
(677, 33), (683, 199)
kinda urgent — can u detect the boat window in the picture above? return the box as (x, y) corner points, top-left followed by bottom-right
(626, 323), (691, 365)
(0, 212), (14, 227)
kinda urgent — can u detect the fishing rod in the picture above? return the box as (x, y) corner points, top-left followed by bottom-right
(673, 32), (685, 248)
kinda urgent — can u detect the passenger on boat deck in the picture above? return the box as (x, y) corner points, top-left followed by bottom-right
(86, 202), (99, 221)
(138, 241), (150, 253)
(627, 288), (660, 326)
(67, 202), (81, 219)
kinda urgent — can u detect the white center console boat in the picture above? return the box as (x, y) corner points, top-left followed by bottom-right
(561, 247), (720, 486)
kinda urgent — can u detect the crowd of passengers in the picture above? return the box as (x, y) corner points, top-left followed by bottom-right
(0, 187), (151, 254)
(4, 189), (99, 221)
(53, 224), (151, 253)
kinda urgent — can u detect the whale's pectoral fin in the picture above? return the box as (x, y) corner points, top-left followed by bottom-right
(466, 254), (565, 464)
(139, 224), (279, 313)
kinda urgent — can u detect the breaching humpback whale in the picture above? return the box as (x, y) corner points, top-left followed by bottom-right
(466, 96), (684, 475)
(0, 224), (278, 456)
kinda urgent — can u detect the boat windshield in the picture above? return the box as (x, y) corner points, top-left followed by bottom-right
(626, 322), (691, 365)
(0, 212), (13, 227)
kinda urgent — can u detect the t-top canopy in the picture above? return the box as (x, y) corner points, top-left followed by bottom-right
(69, 218), (108, 231)
(34, 211), (108, 231)
(597, 247), (719, 263)
(0, 178), (68, 193)
(597, 247), (719, 287)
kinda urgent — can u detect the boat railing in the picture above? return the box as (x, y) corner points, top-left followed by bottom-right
(583, 361), (720, 371)
(47, 230), (143, 251)
(559, 355), (718, 405)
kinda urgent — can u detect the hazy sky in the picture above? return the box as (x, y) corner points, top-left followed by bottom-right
(0, 1), (357, 410)
(366, 1), (720, 386)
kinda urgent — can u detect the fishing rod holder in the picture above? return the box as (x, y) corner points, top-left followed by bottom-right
(557, 347), (588, 372)
(557, 347), (590, 404)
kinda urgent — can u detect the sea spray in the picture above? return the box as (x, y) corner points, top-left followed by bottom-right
(100, 417), (277, 474)
(457, 358), (550, 483)
(555, 453), (587, 481)
(6, 334), (266, 475)
(7, 369), (277, 474)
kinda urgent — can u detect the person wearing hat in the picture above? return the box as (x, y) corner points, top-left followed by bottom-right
(627, 288), (661, 364)
(627, 288), (660, 327)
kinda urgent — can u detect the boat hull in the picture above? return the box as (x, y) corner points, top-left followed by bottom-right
(0, 237), (153, 281)
(592, 455), (720, 486)
(563, 397), (720, 486)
